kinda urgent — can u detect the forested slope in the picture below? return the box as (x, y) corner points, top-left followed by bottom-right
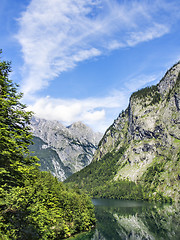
(66, 62), (180, 203)
(0, 51), (95, 239)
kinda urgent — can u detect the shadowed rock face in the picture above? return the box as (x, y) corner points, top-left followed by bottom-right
(92, 62), (180, 201)
(29, 118), (102, 181)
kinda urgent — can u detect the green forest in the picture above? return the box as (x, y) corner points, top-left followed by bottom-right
(65, 65), (180, 203)
(65, 147), (144, 200)
(0, 51), (95, 239)
(65, 137), (174, 203)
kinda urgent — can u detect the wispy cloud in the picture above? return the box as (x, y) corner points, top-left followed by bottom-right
(125, 74), (160, 93)
(26, 72), (160, 132)
(15, 0), (180, 132)
(16, 0), (176, 95)
(127, 23), (169, 47)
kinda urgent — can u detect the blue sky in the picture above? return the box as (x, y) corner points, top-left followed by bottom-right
(1, 0), (180, 132)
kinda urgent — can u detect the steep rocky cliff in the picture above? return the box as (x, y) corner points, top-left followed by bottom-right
(29, 118), (102, 181)
(95, 62), (180, 200)
(66, 62), (180, 202)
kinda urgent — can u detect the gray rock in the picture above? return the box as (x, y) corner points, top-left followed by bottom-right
(93, 61), (180, 201)
(29, 118), (102, 181)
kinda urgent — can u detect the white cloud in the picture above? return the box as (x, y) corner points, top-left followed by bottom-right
(107, 40), (125, 50)
(127, 23), (169, 47)
(26, 71), (159, 133)
(16, 0), (173, 96)
(15, 0), (180, 132)
(26, 90), (128, 132)
(82, 110), (105, 122)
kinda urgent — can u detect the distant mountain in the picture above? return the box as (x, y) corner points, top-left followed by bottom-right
(29, 117), (102, 181)
(66, 62), (180, 202)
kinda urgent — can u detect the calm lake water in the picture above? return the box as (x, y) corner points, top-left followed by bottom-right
(71, 198), (180, 240)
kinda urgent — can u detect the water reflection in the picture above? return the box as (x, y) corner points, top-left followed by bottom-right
(72, 199), (180, 240)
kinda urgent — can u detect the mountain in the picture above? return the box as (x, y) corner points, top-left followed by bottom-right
(92, 203), (180, 240)
(29, 118), (102, 181)
(66, 62), (180, 202)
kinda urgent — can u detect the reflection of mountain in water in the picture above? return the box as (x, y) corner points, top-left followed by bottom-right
(93, 202), (180, 240)
(71, 200), (180, 240)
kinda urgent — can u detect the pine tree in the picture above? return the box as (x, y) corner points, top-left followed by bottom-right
(0, 52), (96, 239)
(0, 50), (38, 190)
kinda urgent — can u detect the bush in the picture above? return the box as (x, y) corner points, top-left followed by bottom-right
(0, 172), (96, 239)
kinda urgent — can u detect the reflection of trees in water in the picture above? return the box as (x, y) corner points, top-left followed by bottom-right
(71, 203), (180, 240)
(92, 204), (180, 240)
(140, 204), (180, 240)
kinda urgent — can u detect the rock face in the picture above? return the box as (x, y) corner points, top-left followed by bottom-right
(92, 62), (180, 201)
(29, 118), (102, 181)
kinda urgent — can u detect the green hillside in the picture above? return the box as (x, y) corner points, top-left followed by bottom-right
(66, 62), (180, 203)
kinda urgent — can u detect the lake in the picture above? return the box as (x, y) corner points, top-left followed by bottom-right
(71, 198), (180, 240)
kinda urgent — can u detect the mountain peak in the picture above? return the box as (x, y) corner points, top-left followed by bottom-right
(158, 61), (180, 97)
(67, 121), (89, 129)
(66, 62), (180, 202)
(30, 117), (102, 181)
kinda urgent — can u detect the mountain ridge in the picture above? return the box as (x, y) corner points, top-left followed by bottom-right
(66, 62), (180, 202)
(29, 117), (102, 181)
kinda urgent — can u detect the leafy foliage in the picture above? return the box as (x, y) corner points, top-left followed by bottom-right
(0, 51), (39, 189)
(0, 51), (95, 239)
(0, 172), (95, 239)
